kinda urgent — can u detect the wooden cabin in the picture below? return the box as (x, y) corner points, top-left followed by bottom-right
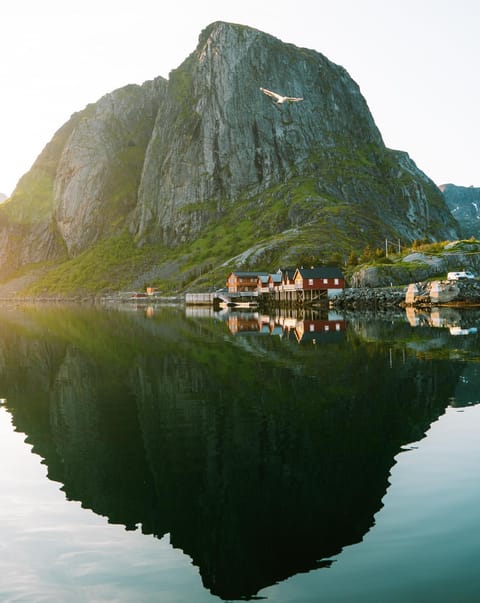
(279, 267), (296, 287)
(268, 273), (282, 290)
(257, 273), (282, 294)
(227, 271), (269, 293)
(293, 266), (345, 301)
(257, 274), (270, 293)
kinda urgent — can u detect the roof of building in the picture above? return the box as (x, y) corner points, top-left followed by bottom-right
(278, 266), (296, 272)
(278, 267), (296, 279)
(295, 266), (344, 279)
(269, 273), (282, 283)
(229, 271), (270, 278)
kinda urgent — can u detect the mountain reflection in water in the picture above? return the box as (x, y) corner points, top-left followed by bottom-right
(1, 304), (477, 600)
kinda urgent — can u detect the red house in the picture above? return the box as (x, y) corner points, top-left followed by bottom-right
(293, 267), (345, 300)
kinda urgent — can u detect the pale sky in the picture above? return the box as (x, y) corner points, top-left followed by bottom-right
(1, 0), (478, 197)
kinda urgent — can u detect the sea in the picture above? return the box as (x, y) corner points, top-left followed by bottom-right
(0, 303), (479, 602)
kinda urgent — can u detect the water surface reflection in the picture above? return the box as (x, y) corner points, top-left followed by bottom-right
(0, 305), (478, 600)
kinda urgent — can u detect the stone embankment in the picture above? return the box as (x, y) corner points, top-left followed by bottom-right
(331, 280), (480, 310)
(330, 287), (405, 310)
(404, 279), (480, 307)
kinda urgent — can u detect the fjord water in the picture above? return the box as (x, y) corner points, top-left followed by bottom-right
(0, 304), (479, 602)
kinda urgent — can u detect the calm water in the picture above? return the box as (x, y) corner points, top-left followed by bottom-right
(0, 303), (480, 602)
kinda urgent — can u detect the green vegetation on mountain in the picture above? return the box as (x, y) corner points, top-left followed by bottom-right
(23, 233), (162, 296)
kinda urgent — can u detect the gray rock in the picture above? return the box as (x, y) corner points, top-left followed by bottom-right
(441, 183), (480, 239)
(330, 286), (405, 310)
(405, 279), (480, 306)
(134, 22), (385, 244)
(54, 78), (166, 255)
(133, 22), (459, 247)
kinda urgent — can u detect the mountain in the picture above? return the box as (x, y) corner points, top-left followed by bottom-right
(440, 183), (480, 239)
(0, 22), (460, 295)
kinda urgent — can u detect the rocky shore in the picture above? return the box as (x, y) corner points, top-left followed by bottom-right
(404, 279), (480, 307)
(331, 280), (480, 310)
(330, 287), (406, 310)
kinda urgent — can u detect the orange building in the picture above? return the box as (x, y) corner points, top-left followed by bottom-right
(226, 271), (269, 293)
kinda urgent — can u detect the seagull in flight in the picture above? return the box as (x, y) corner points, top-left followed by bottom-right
(260, 87), (304, 104)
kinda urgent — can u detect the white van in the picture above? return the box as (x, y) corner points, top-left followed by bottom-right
(447, 271), (476, 280)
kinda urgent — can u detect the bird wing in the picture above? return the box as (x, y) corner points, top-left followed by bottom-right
(285, 96), (304, 102)
(260, 87), (282, 101)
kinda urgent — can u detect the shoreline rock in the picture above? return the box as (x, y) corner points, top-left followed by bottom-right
(331, 279), (480, 311)
(330, 287), (405, 310)
(404, 279), (480, 307)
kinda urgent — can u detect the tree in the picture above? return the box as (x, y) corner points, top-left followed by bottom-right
(326, 252), (343, 266)
(347, 250), (358, 266)
(359, 244), (374, 263)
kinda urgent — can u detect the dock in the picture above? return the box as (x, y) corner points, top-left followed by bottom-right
(185, 292), (216, 306)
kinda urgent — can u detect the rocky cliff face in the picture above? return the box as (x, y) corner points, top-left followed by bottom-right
(0, 21), (461, 287)
(133, 22), (385, 244)
(133, 21), (459, 248)
(440, 183), (480, 239)
(54, 79), (166, 255)
(0, 78), (166, 276)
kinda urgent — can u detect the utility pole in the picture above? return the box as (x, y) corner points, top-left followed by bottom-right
(385, 238), (388, 258)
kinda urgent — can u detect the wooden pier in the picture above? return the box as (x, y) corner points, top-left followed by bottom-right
(185, 288), (329, 309)
(265, 285), (329, 307)
(185, 292), (216, 306)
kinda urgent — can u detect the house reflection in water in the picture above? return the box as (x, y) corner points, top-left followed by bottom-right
(226, 311), (346, 344)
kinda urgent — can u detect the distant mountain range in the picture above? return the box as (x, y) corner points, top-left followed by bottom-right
(0, 21), (461, 295)
(440, 184), (480, 239)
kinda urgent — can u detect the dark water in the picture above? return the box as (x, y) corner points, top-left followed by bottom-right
(0, 303), (480, 602)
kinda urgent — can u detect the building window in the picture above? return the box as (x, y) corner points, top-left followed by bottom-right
(308, 278), (313, 285)
(309, 324), (315, 332)
(324, 325), (330, 331)
(334, 278), (339, 285)
(323, 278), (328, 284)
